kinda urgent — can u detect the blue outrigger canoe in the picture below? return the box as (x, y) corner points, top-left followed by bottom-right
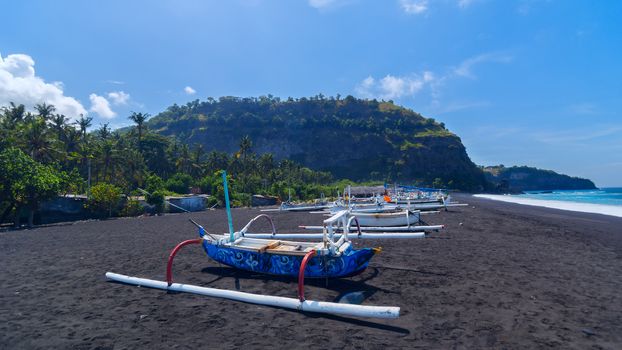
(202, 237), (377, 278)
(105, 171), (406, 319)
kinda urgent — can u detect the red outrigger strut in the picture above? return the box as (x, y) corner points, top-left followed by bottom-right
(297, 249), (317, 302)
(167, 240), (317, 304)
(166, 239), (318, 303)
(166, 238), (204, 286)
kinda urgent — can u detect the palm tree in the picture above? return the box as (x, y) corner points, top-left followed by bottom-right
(51, 114), (68, 140)
(61, 127), (82, 170)
(74, 115), (93, 189)
(35, 103), (56, 122)
(1, 103), (25, 146)
(176, 144), (192, 174)
(98, 123), (111, 140)
(206, 151), (229, 174)
(97, 139), (117, 182)
(23, 112), (36, 123)
(239, 135), (252, 161)
(76, 114), (93, 140)
(191, 144), (205, 177)
(117, 147), (146, 190)
(2, 102), (25, 125)
(23, 117), (55, 162)
(128, 112), (150, 151)
(258, 153), (274, 174)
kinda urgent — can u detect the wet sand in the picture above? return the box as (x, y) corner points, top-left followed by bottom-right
(1, 195), (621, 349)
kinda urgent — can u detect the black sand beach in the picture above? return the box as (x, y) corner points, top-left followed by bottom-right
(1, 195), (622, 349)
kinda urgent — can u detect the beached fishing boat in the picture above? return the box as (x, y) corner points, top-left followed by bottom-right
(106, 208), (402, 318)
(324, 187), (463, 214)
(201, 215), (378, 278)
(106, 171), (426, 319)
(384, 184), (451, 205)
(260, 190), (330, 212)
(299, 223), (443, 233)
(352, 210), (420, 227)
(273, 201), (331, 212)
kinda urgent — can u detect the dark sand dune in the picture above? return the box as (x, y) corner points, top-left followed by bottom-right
(1, 195), (621, 349)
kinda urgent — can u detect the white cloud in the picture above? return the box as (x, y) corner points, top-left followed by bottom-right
(308, 0), (337, 9)
(89, 93), (116, 119)
(458, 0), (475, 9)
(437, 100), (491, 114)
(355, 52), (512, 105)
(568, 103), (597, 115)
(458, 0), (474, 8)
(453, 52), (513, 78)
(356, 71), (434, 100)
(184, 86), (196, 95)
(0, 52), (87, 119)
(516, 0), (551, 15)
(400, 0), (428, 14)
(532, 126), (622, 144)
(359, 76), (375, 90)
(107, 91), (130, 105)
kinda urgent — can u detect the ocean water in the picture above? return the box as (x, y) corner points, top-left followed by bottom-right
(519, 188), (622, 206)
(474, 188), (622, 218)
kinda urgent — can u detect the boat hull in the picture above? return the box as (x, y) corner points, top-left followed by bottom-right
(355, 211), (420, 227)
(202, 242), (376, 278)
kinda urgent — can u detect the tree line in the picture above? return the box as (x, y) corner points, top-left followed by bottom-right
(0, 102), (345, 227)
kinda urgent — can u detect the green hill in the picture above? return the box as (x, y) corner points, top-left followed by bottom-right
(145, 95), (490, 191)
(483, 165), (597, 192)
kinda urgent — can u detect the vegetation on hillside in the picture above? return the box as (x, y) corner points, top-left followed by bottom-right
(145, 95), (491, 191)
(0, 102), (338, 226)
(483, 165), (597, 192)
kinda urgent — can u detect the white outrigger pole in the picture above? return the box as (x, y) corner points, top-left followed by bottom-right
(237, 212), (428, 239)
(105, 272), (399, 318)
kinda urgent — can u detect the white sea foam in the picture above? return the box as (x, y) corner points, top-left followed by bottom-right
(473, 194), (622, 218)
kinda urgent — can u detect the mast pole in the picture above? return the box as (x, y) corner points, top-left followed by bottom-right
(222, 171), (235, 242)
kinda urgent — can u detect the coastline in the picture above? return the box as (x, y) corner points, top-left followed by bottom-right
(2, 200), (622, 348)
(473, 194), (622, 218)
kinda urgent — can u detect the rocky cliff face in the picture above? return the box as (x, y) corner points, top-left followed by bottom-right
(483, 165), (597, 192)
(146, 96), (492, 191)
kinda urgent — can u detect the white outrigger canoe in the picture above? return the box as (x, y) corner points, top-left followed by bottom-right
(328, 199), (466, 214)
(352, 210), (420, 227)
(261, 203), (331, 212)
(300, 223), (443, 233)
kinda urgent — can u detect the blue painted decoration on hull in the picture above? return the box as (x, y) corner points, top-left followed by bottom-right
(202, 242), (375, 278)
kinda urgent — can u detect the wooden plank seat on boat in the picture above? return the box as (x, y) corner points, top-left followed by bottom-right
(232, 238), (280, 253)
(232, 238), (321, 255)
(265, 241), (322, 256)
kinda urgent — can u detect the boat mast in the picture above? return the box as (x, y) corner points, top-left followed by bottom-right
(222, 171), (235, 242)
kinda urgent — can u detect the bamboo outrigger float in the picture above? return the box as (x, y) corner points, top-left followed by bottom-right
(105, 171), (430, 319)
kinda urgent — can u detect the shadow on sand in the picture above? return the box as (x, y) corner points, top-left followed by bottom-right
(195, 266), (410, 334)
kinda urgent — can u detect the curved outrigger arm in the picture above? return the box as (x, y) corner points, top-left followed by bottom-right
(239, 214), (277, 237)
(346, 215), (362, 237)
(322, 210), (352, 254)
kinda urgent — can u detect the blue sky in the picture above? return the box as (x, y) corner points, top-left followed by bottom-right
(1, 0), (620, 186)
